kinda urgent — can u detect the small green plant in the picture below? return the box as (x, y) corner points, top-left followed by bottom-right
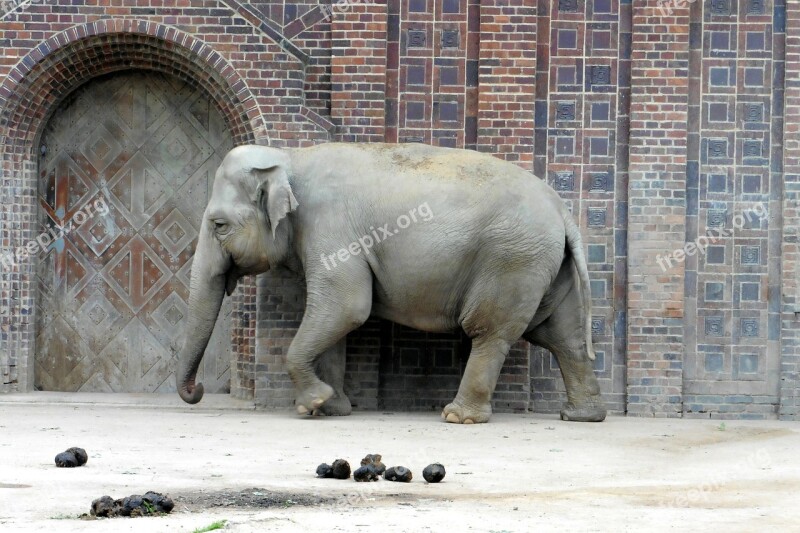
(192, 520), (227, 533)
(142, 500), (155, 514)
(717, 422), (726, 431)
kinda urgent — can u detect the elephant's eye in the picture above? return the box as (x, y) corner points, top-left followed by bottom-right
(213, 220), (230, 234)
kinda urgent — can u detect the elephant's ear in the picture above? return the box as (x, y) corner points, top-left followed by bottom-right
(253, 163), (299, 238)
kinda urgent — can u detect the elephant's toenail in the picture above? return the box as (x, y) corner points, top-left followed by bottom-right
(297, 405), (309, 415)
(464, 419), (474, 424)
(445, 413), (460, 423)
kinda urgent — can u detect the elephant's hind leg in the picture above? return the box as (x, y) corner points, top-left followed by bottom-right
(444, 280), (541, 424)
(525, 298), (606, 422)
(442, 335), (518, 424)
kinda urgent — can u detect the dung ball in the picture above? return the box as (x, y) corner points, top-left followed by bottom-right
(316, 463), (333, 478)
(66, 447), (88, 466)
(384, 466), (412, 482)
(331, 459), (351, 480)
(55, 451), (78, 468)
(423, 463), (446, 483)
(353, 465), (380, 482)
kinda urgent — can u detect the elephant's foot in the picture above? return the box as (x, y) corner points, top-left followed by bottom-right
(560, 401), (607, 422)
(295, 381), (334, 415)
(312, 392), (352, 417)
(441, 400), (492, 424)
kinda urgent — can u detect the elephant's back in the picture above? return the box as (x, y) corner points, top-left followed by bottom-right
(290, 143), (567, 235)
(292, 143), (556, 198)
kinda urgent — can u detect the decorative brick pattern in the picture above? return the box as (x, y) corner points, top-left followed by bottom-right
(476, 0), (536, 168)
(626, 0), (690, 417)
(531, 0), (629, 415)
(331, 3), (388, 142)
(682, 0), (784, 419)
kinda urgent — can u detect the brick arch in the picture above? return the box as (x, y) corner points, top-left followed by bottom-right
(0, 20), (263, 393)
(0, 19), (260, 162)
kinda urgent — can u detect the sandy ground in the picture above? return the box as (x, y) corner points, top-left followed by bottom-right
(0, 393), (798, 533)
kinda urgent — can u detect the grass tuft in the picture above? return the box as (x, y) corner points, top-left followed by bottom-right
(193, 520), (228, 533)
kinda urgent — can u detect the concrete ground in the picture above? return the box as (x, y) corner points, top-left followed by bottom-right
(0, 393), (798, 533)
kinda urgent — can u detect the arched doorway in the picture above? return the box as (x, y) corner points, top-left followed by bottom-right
(34, 70), (234, 393)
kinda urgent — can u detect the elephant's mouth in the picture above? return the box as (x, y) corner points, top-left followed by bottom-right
(224, 265), (240, 296)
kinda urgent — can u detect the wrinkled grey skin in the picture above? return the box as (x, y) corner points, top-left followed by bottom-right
(176, 143), (606, 424)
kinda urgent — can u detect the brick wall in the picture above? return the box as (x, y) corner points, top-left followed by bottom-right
(1, 0), (798, 420)
(680, 0), (785, 419)
(781, 0), (800, 420)
(331, 2), (387, 141)
(625, 0), (690, 417)
(476, 0), (536, 168)
(530, 0), (630, 415)
(0, 1), (331, 400)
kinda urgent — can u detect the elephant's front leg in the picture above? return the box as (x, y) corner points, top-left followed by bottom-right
(313, 339), (352, 416)
(287, 271), (372, 415)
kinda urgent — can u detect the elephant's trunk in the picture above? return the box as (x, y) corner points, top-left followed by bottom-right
(176, 227), (229, 404)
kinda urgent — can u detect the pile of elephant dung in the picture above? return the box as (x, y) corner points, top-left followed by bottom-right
(360, 454), (386, 475)
(353, 454), (386, 481)
(54, 447), (88, 468)
(90, 492), (174, 518)
(316, 454), (444, 484)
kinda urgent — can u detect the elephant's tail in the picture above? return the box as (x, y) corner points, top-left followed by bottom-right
(562, 210), (596, 361)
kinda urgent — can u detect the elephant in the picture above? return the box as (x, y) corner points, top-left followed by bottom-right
(176, 142), (607, 424)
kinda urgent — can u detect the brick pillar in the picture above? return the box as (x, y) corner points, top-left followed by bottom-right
(626, 0), (690, 416)
(230, 276), (256, 400)
(476, 0), (536, 170)
(330, 2), (388, 142)
(780, 0), (800, 420)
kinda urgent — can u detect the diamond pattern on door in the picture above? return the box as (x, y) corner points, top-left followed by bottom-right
(153, 209), (198, 259)
(80, 125), (124, 173)
(108, 153), (172, 230)
(76, 213), (122, 257)
(35, 71), (234, 393)
(41, 153), (95, 217)
(100, 235), (172, 313)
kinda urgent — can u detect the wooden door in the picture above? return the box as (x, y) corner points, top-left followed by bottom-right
(35, 71), (234, 393)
